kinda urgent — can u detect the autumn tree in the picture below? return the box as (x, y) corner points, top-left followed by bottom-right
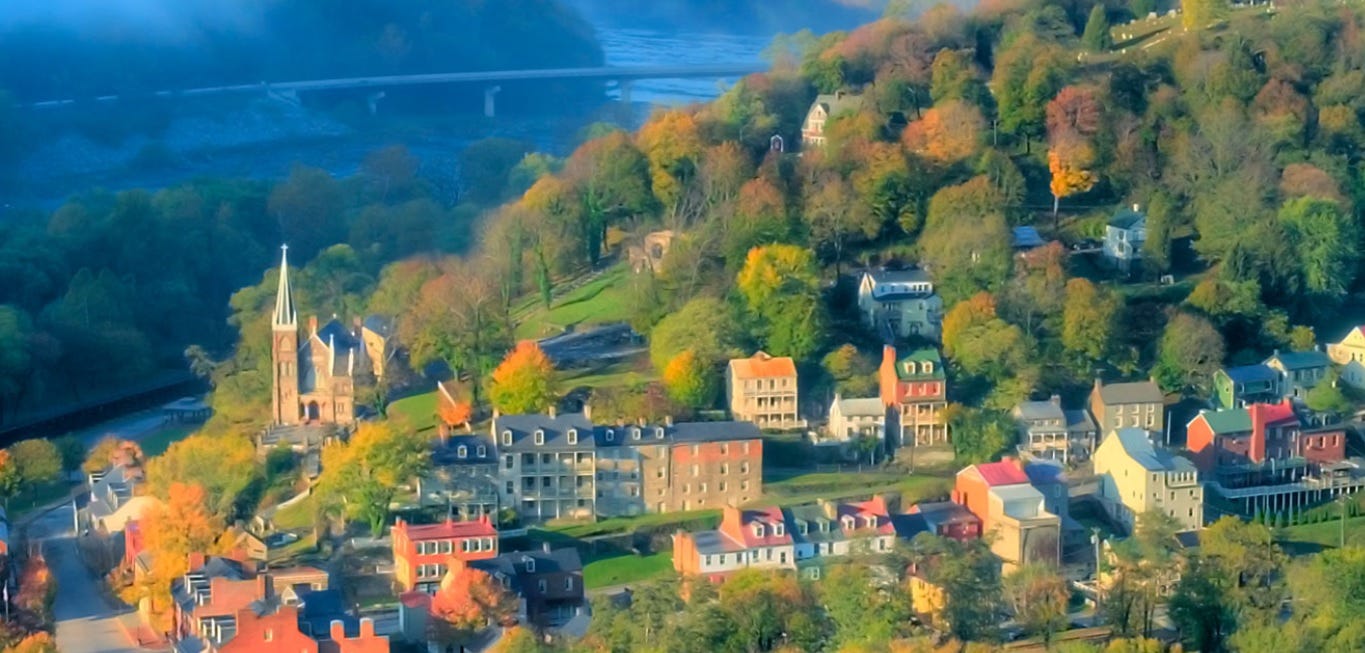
(562, 132), (655, 265)
(1046, 86), (1103, 217)
(803, 171), (879, 271)
(1062, 278), (1121, 363)
(401, 261), (512, 404)
(83, 435), (124, 475)
(1154, 312), (1225, 391)
(648, 296), (744, 372)
(7, 439), (61, 489)
(823, 344), (879, 397)
(999, 242), (1068, 336)
(430, 566), (520, 647)
(487, 341), (557, 415)
(146, 433), (256, 518)
(725, 177), (793, 267)
(1005, 564), (1070, 648)
(736, 245), (827, 361)
(901, 100), (986, 164)
(908, 533), (1004, 643)
(140, 482), (222, 613)
(636, 109), (704, 211)
(662, 350), (717, 409)
(316, 420), (430, 536)
(437, 380), (474, 431)
(941, 294), (1033, 403)
(1183, 0), (1230, 31)
(930, 48), (989, 107)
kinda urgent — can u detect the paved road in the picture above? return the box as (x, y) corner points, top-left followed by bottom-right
(26, 503), (143, 653)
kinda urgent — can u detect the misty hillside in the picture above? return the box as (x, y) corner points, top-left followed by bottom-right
(565, 0), (884, 33)
(0, 0), (603, 101)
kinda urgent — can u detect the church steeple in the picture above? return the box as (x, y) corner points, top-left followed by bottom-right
(273, 244), (297, 330)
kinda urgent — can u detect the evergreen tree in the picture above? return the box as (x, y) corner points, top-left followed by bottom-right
(1082, 5), (1113, 52)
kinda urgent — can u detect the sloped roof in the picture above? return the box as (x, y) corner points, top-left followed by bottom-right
(1266, 350), (1331, 371)
(1195, 408), (1252, 435)
(1109, 207), (1146, 229)
(1096, 380), (1163, 405)
(362, 315), (394, 337)
(910, 501), (979, 532)
(1221, 364), (1278, 385)
(402, 518), (497, 541)
(863, 268), (931, 285)
(732, 506), (793, 548)
(834, 397), (884, 418)
(1015, 399), (1065, 423)
(1108, 428), (1196, 474)
(729, 351), (797, 379)
(989, 484), (1046, 520)
(813, 91), (864, 117)
(964, 460), (1030, 487)
(1012, 226), (1046, 249)
(894, 348), (946, 381)
(669, 421), (763, 443)
(493, 413), (597, 451)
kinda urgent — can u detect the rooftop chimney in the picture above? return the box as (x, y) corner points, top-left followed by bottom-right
(309, 315), (319, 334)
(359, 617), (376, 638)
(1132, 203), (1140, 212)
(583, 403), (592, 422)
(547, 405), (556, 418)
(664, 415), (673, 426)
(329, 620), (346, 642)
(1049, 394), (1061, 407)
(542, 541), (552, 554)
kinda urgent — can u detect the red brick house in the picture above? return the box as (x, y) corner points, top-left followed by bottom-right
(879, 346), (949, 446)
(1186, 400), (1347, 473)
(392, 515), (498, 593)
(218, 606), (318, 653)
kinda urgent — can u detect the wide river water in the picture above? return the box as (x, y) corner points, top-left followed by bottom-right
(7, 26), (771, 209)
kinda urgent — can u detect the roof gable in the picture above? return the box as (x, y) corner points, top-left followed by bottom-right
(1266, 350), (1330, 371)
(1096, 380), (1163, 405)
(729, 351), (797, 379)
(895, 349), (945, 381)
(966, 460), (1030, 487)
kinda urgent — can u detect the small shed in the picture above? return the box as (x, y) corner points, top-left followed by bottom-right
(161, 396), (211, 424)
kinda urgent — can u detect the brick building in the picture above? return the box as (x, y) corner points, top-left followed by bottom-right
(392, 515), (499, 593)
(672, 505), (795, 582)
(492, 413), (763, 522)
(879, 346), (949, 446)
(953, 459), (1061, 570)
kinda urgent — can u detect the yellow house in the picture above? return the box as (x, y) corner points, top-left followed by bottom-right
(1094, 428), (1203, 533)
(909, 573), (946, 625)
(1327, 325), (1365, 389)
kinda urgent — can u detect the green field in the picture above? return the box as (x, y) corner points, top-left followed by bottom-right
(583, 552), (674, 589)
(9, 480), (74, 520)
(559, 358), (657, 391)
(1279, 515), (1365, 551)
(389, 391), (439, 433)
(547, 508), (722, 539)
(514, 264), (634, 340)
(139, 424), (199, 458)
(271, 495), (317, 531)
(763, 471), (952, 507)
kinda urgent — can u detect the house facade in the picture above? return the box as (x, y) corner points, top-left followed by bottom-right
(726, 351), (801, 430)
(801, 90), (864, 148)
(392, 516), (499, 593)
(855, 269), (944, 340)
(1213, 364), (1281, 409)
(466, 546), (585, 628)
(1264, 350), (1331, 399)
(879, 346), (949, 447)
(491, 413), (764, 522)
(953, 459), (1061, 569)
(1089, 378), (1164, 435)
(1103, 205), (1146, 270)
(672, 505), (796, 582)
(1327, 326), (1365, 389)
(1186, 401), (1347, 472)
(1012, 395), (1098, 464)
(827, 396), (885, 442)
(1094, 428), (1204, 532)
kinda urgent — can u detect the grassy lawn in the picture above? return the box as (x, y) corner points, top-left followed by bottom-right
(389, 391), (438, 433)
(1279, 515), (1365, 551)
(583, 552), (673, 589)
(514, 264), (634, 340)
(559, 357), (657, 391)
(271, 495), (317, 531)
(762, 472), (952, 508)
(8, 481), (75, 520)
(139, 424), (199, 458)
(546, 508), (722, 539)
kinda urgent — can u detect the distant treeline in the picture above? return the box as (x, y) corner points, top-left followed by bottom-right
(568, 0), (883, 33)
(0, 0), (603, 101)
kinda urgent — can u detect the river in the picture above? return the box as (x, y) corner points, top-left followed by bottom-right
(7, 26), (771, 210)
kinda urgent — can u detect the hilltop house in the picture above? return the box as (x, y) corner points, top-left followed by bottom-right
(1089, 378), (1164, 435)
(1012, 395), (1098, 464)
(726, 351), (801, 430)
(1094, 428), (1203, 532)
(1328, 326), (1365, 389)
(491, 412), (764, 521)
(1104, 204), (1147, 271)
(879, 346), (949, 447)
(855, 268), (943, 341)
(953, 459), (1061, 570)
(801, 90), (864, 148)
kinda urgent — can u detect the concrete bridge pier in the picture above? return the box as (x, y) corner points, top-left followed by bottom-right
(366, 90), (387, 115)
(484, 85), (502, 118)
(266, 86), (302, 107)
(618, 80), (633, 106)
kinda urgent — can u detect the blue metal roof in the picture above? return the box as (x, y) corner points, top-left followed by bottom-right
(1222, 364), (1278, 385)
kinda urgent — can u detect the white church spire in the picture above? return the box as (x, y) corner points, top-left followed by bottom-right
(272, 244), (297, 329)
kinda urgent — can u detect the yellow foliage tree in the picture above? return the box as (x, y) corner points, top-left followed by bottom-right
(662, 349), (716, 409)
(636, 109), (704, 209)
(140, 482), (222, 618)
(487, 341), (557, 414)
(1047, 148), (1095, 218)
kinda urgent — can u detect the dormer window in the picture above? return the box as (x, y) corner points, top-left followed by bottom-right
(863, 515), (876, 528)
(501, 430), (512, 446)
(477, 445), (486, 457)
(655, 427), (665, 439)
(525, 558), (536, 573)
(567, 428), (578, 445)
(606, 429), (615, 442)
(904, 362), (917, 375)
(534, 429), (545, 445)
(841, 516), (855, 531)
(774, 523), (785, 536)
(457, 446), (468, 459)
(754, 524), (766, 538)
(798, 522), (808, 535)
(632, 428), (641, 440)
(923, 361), (934, 374)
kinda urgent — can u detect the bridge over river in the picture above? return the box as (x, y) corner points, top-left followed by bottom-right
(30, 62), (769, 116)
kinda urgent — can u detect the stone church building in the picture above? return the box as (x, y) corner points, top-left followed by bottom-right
(270, 246), (392, 426)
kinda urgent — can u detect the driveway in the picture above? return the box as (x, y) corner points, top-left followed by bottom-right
(25, 503), (144, 653)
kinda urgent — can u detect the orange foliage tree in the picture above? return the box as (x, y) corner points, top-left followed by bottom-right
(5, 633), (58, 653)
(662, 350), (716, 409)
(142, 483), (222, 604)
(486, 341), (557, 415)
(1047, 149), (1096, 218)
(1045, 86), (1102, 218)
(437, 381), (474, 431)
(901, 100), (985, 164)
(430, 566), (520, 646)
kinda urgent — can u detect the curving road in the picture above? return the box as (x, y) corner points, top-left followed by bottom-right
(26, 503), (145, 653)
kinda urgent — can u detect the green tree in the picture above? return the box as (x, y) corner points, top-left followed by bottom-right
(823, 344), (879, 397)
(1183, 0), (1230, 31)
(1081, 5), (1113, 52)
(1305, 370), (1352, 416)
(920, 178), (1015, 304)
(0, 305), (33, 424)
(820, 562), (912, 648)
(316, 420), (430, 536)
(1141, 192), (1177, 272)
(459, 138), (533, 206)
(648, 296), (744, 372)
(662, 350), (717, 409)
(563, 132), (655, 266)
(1005, 564), (1071, 648)
(910, 533), (1004, 642)
(735, 245), (827, 361)
(146, 433), (257, 518)
(949, 407), (1017, 464)
(1279, 196), (1360, 317)
(1062, 278), (1120, 363)
(53, 435), (85, 475)
(7, 439), (62, 488)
